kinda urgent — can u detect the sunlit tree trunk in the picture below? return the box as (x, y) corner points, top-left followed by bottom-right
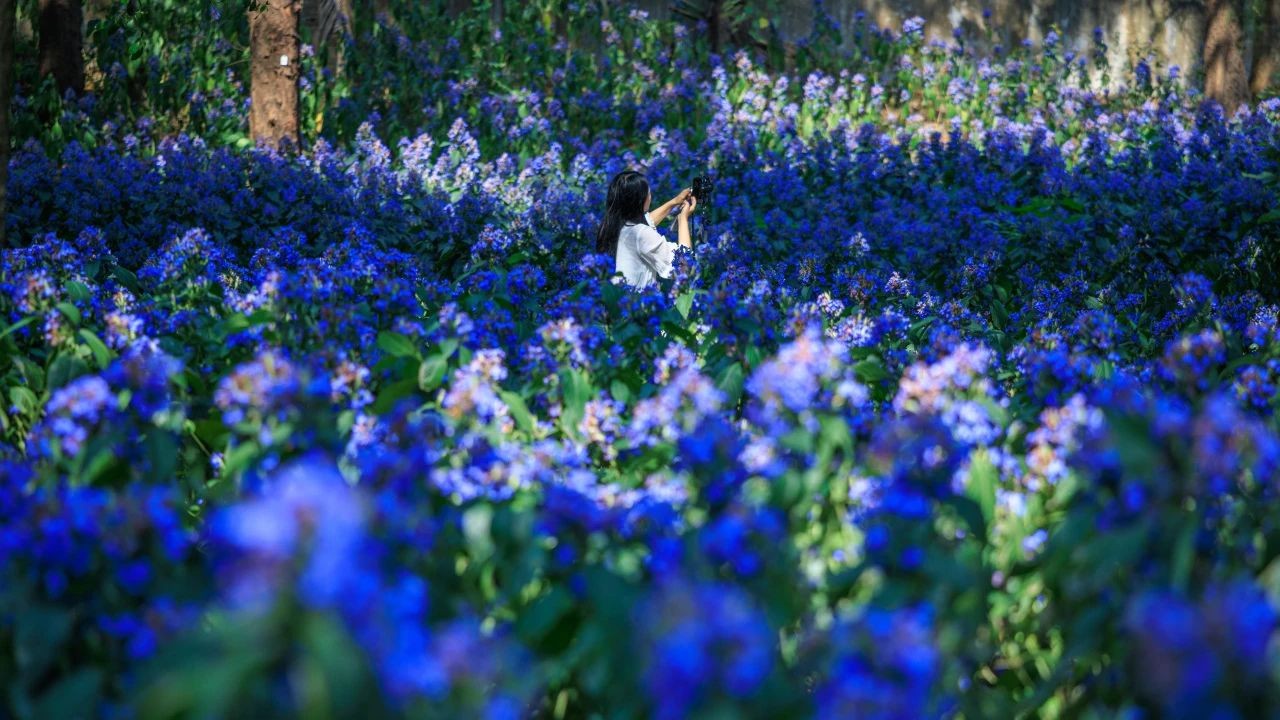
(0, 0), (14, 247)
(250, 0), (301, 149)
(37, 0), (83, 96)
(1204, 0), (1250, 114)
(1251, 0), (1279, 96)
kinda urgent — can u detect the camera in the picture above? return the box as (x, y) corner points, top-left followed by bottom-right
(691, 175), (714, 202)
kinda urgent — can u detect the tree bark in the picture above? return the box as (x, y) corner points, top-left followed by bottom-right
(0, 0), (14, 247)
(1204, 0), (1250, 114)
(84, 0), (111, 24)
(302, 0), (351, 75)
(37, 0), (83, 96)
(249, 0), (301, 149)
(373, 0), (398, 29)
(1251, 0), (1279, 96)
(332, 0), (353, 75)
(709, 0), (723, 55)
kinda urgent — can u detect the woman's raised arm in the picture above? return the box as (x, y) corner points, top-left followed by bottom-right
(649, 188), (692, 226)
(676, 195), (697, 249)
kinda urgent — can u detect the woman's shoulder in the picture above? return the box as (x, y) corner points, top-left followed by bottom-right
(622, 221), (660, 238)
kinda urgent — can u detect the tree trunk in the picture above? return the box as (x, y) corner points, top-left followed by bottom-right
(1204, 0), (1250, 114)
(335, 0), (353, 69)
(0, 0), (14, 247)
(302, 0), (352, 76)
(708, 0), (722, 55)
(1251, 0), (1279, 96)
(37, 0), (83, 96)
(373, 0), (398, 29)
(249, 0), (301, 149)
(84, 0), (111, 24)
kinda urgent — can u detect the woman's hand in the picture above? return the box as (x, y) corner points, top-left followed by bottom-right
(675, 195), (697, 249)
(649, 189), (693, 226)
(679, 194), (698, 219)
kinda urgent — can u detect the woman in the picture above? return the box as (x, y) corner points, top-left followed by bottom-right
(594, 170), (697, 289)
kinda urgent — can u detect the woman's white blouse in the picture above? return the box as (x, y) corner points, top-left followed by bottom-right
(616, 213), (676, 289)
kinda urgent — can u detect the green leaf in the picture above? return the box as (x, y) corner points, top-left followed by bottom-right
(966, 449), (998, 528)
(9, 386), (40, 415)
(81, 448), (117, 484)
(990, 299), (1009, 328)
(659, 320), (696, 345)
(191, 416), (229, 448)
(853, 356), (890, 383)
(675, 290), (696, 320)
(220, 313), (251, 335)
(372, 377), (420, 415)
(462, 504), (494, 561)
(946, 495), (987, 540)
(437, 337), (460, 359)
(77, 330), (114, 370)
(64, 281), (93, 302)
(499, 390), (536, 434)
(907, 317), (936, 345)
(112, 266), (141, 292)
(376, 331), (419, 359)
(516, 587), (575, 646)
(818, 415), (852, 453)
(565, 369), (593, 408)
(47, 353), (89, 391)
(246, 309), (275, 326)
(220, 441), (262, 479)
(15, 606), (74, 681)
(0, 315), (36, 340)
(559, 369), (594, 436)
(144, 432), (179, 480)
(55, 302), (82, 326)
(417, 355), (449, 392)
(31, 668), (103, 720)
(714, 362), (745, 403)
(609, 379), (631, 405)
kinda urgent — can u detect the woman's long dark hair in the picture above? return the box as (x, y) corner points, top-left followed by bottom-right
(595, 171), (650, 256)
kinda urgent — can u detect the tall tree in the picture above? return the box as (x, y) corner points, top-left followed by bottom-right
(373, 0), (398, 29)
(1204, 0), (1250, 114)
(302, 0), (352, 76)
(1251, 0), (1279, 96)
(37, 0), (83, 96)
(249, 0), (301, 149)
(0, 0), (14, 247)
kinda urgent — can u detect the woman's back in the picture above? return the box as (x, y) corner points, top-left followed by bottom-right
(616, 217), (674, 289)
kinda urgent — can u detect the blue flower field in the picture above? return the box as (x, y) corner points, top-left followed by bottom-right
(4, 5), (1280, 719)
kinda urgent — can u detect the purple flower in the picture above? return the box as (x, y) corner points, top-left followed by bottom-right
(639, 580), (775, 720)
(214, 453), (365, 609)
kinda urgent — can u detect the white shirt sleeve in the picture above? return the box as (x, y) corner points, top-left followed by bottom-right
(634, 224), (676, 279)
